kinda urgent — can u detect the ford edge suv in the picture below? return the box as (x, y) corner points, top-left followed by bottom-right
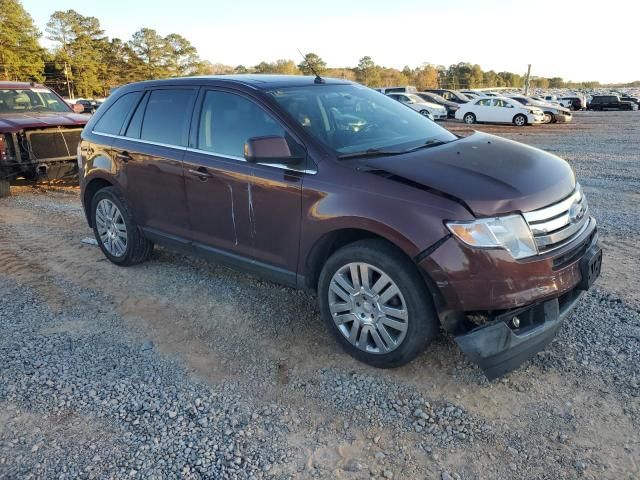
(78, 75), (602, 379)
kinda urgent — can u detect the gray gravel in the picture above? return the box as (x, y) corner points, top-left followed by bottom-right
(0, 277), (293, 479)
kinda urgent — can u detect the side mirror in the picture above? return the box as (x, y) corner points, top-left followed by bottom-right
(244, 136), (303, 165)
(72, 103), (85, 113)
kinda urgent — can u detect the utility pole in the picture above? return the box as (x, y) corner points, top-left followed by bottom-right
(524, 64), (532, 95)
(64, 62), (73, 100)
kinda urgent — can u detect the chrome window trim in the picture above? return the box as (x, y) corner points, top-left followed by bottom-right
(91, 131), (316, 174)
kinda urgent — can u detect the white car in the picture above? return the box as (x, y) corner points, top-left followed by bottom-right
(455, 97), (545, 126)
(386, 93), (448, 120)
(509, 96), (573, 123)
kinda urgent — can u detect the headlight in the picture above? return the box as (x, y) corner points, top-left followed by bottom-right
(446, 214), (537, 259)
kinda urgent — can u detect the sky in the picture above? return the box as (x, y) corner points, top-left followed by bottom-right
(21, 0), (640, 84)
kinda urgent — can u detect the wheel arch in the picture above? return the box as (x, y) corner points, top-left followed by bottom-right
(82, 176), (116, 227)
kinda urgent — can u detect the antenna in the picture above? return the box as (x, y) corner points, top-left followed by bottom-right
(297, 49), (325, 85)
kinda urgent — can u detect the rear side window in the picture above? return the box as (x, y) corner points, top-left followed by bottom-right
(476, 99), (491, 106)
(140, 89), (196, 146)
(197, 90), (285, 158)
(93, 92), (142, 135)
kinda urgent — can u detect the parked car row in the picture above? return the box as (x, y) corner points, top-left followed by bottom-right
(377, 86), (576, 127)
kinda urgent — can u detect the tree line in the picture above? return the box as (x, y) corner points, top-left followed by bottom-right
(0, 0), (633, 98)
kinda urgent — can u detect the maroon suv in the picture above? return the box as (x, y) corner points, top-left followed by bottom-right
(0, 82), (88, 195)
(78, 75), (602, 379)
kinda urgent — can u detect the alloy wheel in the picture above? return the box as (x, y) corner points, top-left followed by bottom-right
(328, 262), (408, 354)
(95, 198), (128, 257)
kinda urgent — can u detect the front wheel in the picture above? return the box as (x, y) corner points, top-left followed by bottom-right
(513, 114), (527, 126)
(318, 239), (439, 368)
(463, 112), (476, 124)
(91, 187), (153, 266)
(543, 112), (553, 124)
(419, 109), (431, 117)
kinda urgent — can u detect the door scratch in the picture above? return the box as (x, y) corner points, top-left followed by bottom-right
(228, 183), (238, 246)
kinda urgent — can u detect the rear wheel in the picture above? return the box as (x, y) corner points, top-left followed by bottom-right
(463, 112), (476, 124)
(318, 239), (439, 368)
(0, 179), (9, 198)
(91, 187), (153, 266)
(513, 114), (527, 126)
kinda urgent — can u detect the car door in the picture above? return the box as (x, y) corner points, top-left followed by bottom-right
(493, 99), (515, 122)
(184, 89), (303, 282)
(474, 98), (491, 121)
(111, 87), (197, 239)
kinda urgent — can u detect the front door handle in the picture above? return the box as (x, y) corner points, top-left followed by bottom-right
(188, 167), (213, 181)
(115, 151), (132, 162)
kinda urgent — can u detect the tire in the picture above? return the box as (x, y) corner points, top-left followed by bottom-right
(463, 112), (476, 124)
(91, 186), (153, 266)
(419, 109), (430, 117)
(513, 114), (527, 126)
(543, 112), (554, 124)
(0, 179), (10, 198)
(318, 239), (439, 368)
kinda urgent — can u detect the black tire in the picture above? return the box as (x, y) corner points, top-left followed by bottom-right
(419, 109), (430, 117)
(543, 111), (555, 124)
(318, 239), (439, 368)
(0, 179), (10, 198)
(513, 114), (527, 126)
(91, 186), (153, 266)
(463, 112), (476, 124)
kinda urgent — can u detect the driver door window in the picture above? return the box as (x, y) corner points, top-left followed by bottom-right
(197, 90), (286, 159)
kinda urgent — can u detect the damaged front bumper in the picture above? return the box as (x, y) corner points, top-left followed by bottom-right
(0, 128), (82, 182)
(455, 243), (602, 379)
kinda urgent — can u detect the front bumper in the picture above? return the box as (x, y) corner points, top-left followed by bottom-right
(455, 286), (583, 379)
(554, 113), (573, 123)
(420, 218), (601, 379)
(455, 240), (601, 379)
(528, 113), (545, 124)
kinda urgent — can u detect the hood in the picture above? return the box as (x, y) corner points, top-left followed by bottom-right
(362, 132), (575, 216)
(0, 112), (89, 132)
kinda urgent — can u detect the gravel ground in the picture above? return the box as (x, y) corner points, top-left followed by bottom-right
(0, 111), (638, 479)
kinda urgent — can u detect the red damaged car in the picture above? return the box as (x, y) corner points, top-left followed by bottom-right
(0, 82), (88, 196)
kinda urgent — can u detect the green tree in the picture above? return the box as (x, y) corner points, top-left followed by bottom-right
(0, 0), (44, 81)
(254, 59), (299, 75)
(46, 10), (107, 97)
(128, 28), (169, 79)
(164, 33), (203, 76)
(355, 56), (381, 86)
(298, 53), (326, 76)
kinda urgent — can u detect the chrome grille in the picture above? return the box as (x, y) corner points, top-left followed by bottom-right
(523, 185), (590, 253)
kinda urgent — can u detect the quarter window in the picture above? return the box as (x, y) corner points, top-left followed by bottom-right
(197, 91), (285, 158)
(93, 92), (143, 135)
(140, 89), (196, 146)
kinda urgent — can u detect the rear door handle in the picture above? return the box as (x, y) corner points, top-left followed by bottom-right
(116, 151), (132, 162)
(188, 167), (213, 181)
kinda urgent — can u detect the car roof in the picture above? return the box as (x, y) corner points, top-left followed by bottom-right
(0, 81), (48, 89)
(117, 74), (354, 91)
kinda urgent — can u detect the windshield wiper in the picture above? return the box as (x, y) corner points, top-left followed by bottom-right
(402, 139), (448, 153)
(338, 148), (407, 160)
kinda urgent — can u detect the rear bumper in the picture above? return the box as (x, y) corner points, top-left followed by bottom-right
(454, 287), (583, 379)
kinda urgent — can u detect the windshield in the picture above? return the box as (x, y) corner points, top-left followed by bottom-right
(267, 84), (456, 155)
(0, 88), (71, 114)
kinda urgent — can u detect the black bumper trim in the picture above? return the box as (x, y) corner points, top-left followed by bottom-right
(454, 288), (584, 380)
